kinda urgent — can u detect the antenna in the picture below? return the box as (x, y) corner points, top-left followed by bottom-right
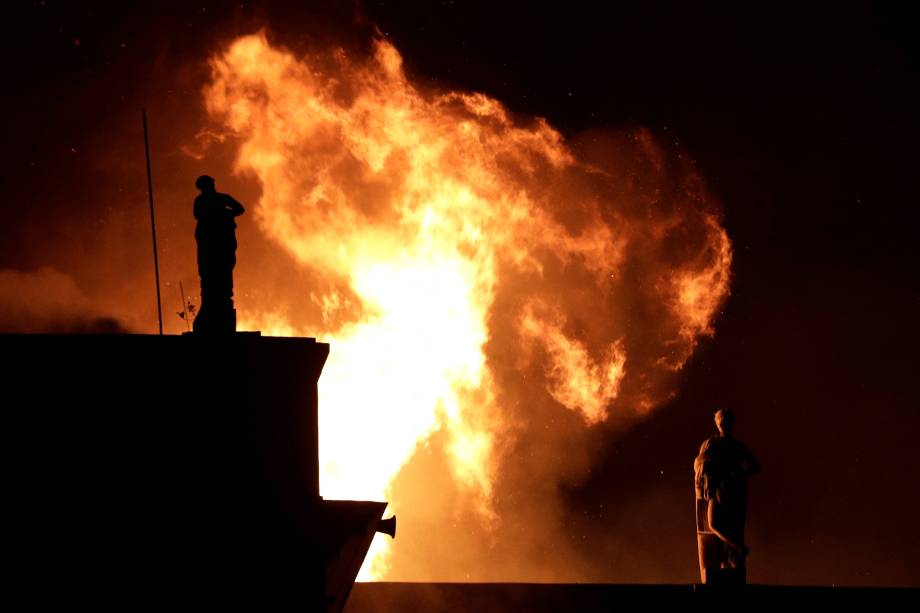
(178, 281), (191, 333)
(142, 108), (164, 335)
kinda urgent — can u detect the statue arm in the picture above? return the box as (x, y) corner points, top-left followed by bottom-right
(707, 499), (743, 551)
(226, 196), (245, 217)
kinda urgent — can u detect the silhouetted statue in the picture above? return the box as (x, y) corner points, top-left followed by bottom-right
(192, 175), (245, 334)
(694, 408), (759, 585)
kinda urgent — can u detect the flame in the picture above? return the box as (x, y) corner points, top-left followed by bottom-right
(205, 32), (731, 579)
(520, 301), (626, 425)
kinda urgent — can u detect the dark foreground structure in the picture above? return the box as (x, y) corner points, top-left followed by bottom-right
(346, 582), (918, 611)
(4, 335), (914, 611)
(2, 333), (391, 611)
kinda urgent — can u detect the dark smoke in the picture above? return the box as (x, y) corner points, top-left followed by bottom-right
(0, 268), (130, 334)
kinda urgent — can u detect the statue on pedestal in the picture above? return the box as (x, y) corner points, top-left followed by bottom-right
(694, 408), (759, 584)
(192, 175), (245, 334)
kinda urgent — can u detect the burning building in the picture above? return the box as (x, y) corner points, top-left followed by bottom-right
(197, 32), (731, 579)
(0, 29), (731, 590)
(2, 332), (393, 610)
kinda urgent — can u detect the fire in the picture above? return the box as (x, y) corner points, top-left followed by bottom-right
(203, 32), (731, 579)
(520, 302), (626, 425)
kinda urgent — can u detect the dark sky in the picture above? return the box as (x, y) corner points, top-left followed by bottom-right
(3, 1), (919, 586)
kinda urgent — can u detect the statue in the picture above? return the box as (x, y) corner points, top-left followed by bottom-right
(694, 408), (759, 584)
(192, 175), (245, 334)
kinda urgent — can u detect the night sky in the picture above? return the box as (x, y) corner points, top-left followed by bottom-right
(3, 1), (919, 586)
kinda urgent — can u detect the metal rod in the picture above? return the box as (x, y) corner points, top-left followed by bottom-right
(179, 280), (190, 333)
(142, 108), (163, 335)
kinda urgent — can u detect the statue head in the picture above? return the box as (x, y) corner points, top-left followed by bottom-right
(195, 174), (216, 193)
(714, 407), (735, 436)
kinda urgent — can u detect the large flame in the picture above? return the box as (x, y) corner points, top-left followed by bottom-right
(202, 32), (731, 579)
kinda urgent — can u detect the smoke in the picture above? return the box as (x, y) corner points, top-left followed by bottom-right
(199, 33), (731, 580)
(0, 267), (130, 334)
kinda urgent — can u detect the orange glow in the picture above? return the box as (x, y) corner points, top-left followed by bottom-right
(520, 301), (626, 425)
(206, 32), (732, 579)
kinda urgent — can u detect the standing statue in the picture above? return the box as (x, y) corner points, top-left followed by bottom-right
(694, 408), (759, 584)
(192, 175), (245, 334)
